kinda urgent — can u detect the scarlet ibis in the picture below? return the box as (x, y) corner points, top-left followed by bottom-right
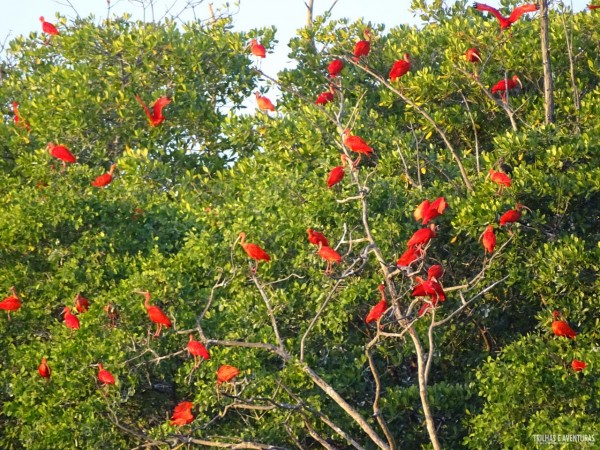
(397, 247), (423, 267)
(187, 334), (210, 368)
(97, 363), (115, 386)
(472, 2), (539, 30)
(414, 200), (431, 222)
(47, 142), (76, 168)
(327, 154), (348, 188)
(255, 92), (275, 112)
(307, 229), (329, 247)
(428, 264), (444, 281)
(480, 225), (496, 254)
(12, 101), (30, 130)
(488, 168), (512, 194)
(75, 293), (90, 313)
(135, 291), (172, 337)
(39, 16), (59, 35)
(491, 75), (522, 103)
(552, 310), (577, 339)
(63, 306), (80, 331)
(343, 129), (373, 167)
(419, 197), (448, 225)
(317, 242), (342, 274)
(249, 38), (266, 58)
(328, 59), (344, 77)
(353, 29), (371, 61)
(389, 53), (411, 81)
(315, 86), (335, 105)
(571, 359), (587, 372)
(171, 401), (195, 426)
(91, 164), (117, 188)
(0, 286), (21, 320)
(411, 276), (446, 301)
(38, 357), (51, 381)
(217, 365), (239, 384)
(135, 95), (171, 127)
(465, 47), (482, 63)
(418, 298), (440, 317)
(499, 203), (528, 227)
(239, 232), (271, 272)
(406, 224), (437, 248)
(365, 284), (388, 324)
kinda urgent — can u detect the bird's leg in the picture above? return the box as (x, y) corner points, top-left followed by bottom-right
(7, 312), (10, 321)
(352, 154), (362, 168)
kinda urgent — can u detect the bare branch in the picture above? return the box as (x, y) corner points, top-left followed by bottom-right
(366, 346), (396, 449)
(305, 418), (339, 450)
(250, 270), (285, 350)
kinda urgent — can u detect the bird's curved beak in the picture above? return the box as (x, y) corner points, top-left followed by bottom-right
(516, 77), (523, 89)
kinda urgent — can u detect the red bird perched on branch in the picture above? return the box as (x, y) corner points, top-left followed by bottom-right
(307, 228), (329, 247)
(499, 203), (528, 227)
(239, 232), (271, 272)
(428, 264), (444, 281)
(249, 38), (266, 58)
(135, 291), (172, 337)
(465, 47), (482, 63)
(97, 363), (115, 386)
(343, 129), (373, 167)
(92, 164), (117, 188)
(365, 284), (388, 324)
(327, 154), (348, 189)
(47, 142), (76, 168)
(0, 286), (21, 320)
(75, 293), (90, 314)
(397, 246), (423, 268)
(552, 310), (577, 339)
(38, 357), (51, 382)
(63, 306), (80, 331)
(217, 365), (239, 384)
(389, 53), (411, 81)
(171, 401), (195, 426)
(480, 225), (496, 254)
(491, 75), (522, 103)
(571, 359), (587, 372)
(488, 168), (512, 194)
(407, 224), (437, 248)
(315, 86), (335, 106)
(255, 92), (275, 112)
(414, 197), (448, 225)
(353, 29), (371, 61)
(187, 335), (210, 368)
(39, 16), (59, 35)
(317, 242), (342, 274)
(412, 277), (446, 302)
(328, 59), (344, 77)
(135, 95), (171, 127)
(472, 2), (539, 30)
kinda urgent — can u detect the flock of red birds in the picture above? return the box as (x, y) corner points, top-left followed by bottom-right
(5, 6), (594, 428)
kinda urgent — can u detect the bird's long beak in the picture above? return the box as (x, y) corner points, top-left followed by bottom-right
(516, 77), (523, 89)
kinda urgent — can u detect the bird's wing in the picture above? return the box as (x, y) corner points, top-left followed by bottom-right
(135, 95), (153, 120)
(508, 3), (539, 22)
(152, 96), (171, 118)
(473, 2), (506, 21)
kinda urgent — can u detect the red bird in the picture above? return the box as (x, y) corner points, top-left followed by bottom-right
(365, 284), (388, 324)
(571, 359), (587, 372)
(499, 204), (525, 226)
(315, 86), (335, 105)
(136, 291), (172, 337)
(307, 228), (329, 247)
(171, 401), (195, 426)
(420, 197), (448, 224)
(75, 293), (90, 314)
(39, 16), (59, 35)
(63, 306), (80, 331)
(217, 365), (239, 384)
(397, 247), (423, 267)
(38, 357), (51, 381)
(406, 224), (437, 248)
(135, 95), (171, 127)
(389, 53), (411, 81)
(414, 199), (431, 222)
(480, 225), (496, 254)
(465, 47), (482, 63)
(249, 38), (266, 58)
(343, 129), (373, 166)
(255, 92), (275, 112)
(491, 75), (522, 103)
(92, 164), (117, 188)
(328, 59), (344, 77)
(411, 276), (446, 302)
(472, 2), (539, 30)
(12, 102), (30, 130)
(488, 168), (512, 194)
(552, 310), (577, 339)
(97, 363), (115, 386)
(239, 232), (271, 272)
(589, 4), (600, 9)
(317, 243), (342, 274)
(47, 142), (76, 168)
(353, 29), (371, 61)
(327, 154), (348, 188)
(418, 298), (441, 317)
(0, 286), (21, 320)
(187, 334), (210, 368)
(428, 264), (444, 281)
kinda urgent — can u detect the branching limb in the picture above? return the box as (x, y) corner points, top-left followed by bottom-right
(250, 270), (285, 350)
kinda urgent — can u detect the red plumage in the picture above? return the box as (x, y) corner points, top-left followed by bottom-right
(307, 229), (329, 247)
(38, 358), (51, 380)
(411, 277), (446, 301)
(187, 335), (210, 360)
(418, 298), (440, 317)
(217, 365), (239, 384)
(366, 300), (388, 324)
(39, 16), (59, 35)
(92, 164), (117, 188)
(255, 92), (275, 112)
(47, 143), (76, 163)
(472, 2), (538, 29)
(0, 287), (21, 320)
(138, 291), (171, 337)
(327, 165), (345, 188)
(571, 359), (587, 372)
(396, 247), (422, 267)
(406, 225), (437, 248)
(343, 129), (373, 156)
(421, 197), (448, 224)
(75, 293), (90, 313)
(353, 30), (371, 61)
(589, 4), (600, 9)
(428, 264), (444, 281)
(318, 245), (341, 263)
(239, 233), (271, 262)
(480, 225), (496, 254)
(315, 91), (334, 105)
(97, 363), (115, 385)
(63, 306), (80, 330)
(488, 168), (512, 190)
(250, 39), (266, 58)
(465, 47), (482, 63)
(552, 311), (577, 339)
(135, 95), (171, 126)
(499, 207), (521, 226)
(389, 53), (411, 81)
(327, 59), (344, 77)
(491, 75), (521, 94)
(171, 401), (195, 426)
